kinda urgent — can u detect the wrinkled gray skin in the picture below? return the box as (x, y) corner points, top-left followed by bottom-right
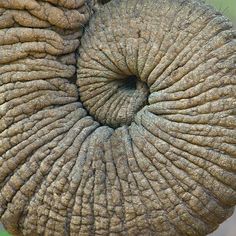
(0, 0), (236, 235)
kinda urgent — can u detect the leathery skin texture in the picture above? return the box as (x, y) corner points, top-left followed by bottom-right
(0, 0), (236, 235)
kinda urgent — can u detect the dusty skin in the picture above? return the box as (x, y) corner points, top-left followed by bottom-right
(0, 0), (236, 235)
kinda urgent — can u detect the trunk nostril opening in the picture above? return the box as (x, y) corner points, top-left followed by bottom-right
(121, 75), (138, 91)
(98, 0), (111, 5)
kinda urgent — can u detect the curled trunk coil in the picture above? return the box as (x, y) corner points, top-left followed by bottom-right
(0, 0), (236, 235)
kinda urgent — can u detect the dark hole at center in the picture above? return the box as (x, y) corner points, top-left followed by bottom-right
(99, 0), (111, 4)
(120, 75), (138, 91)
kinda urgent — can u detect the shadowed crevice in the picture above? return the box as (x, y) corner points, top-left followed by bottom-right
(119, 75), (138, 91)
(98, 0), (112, 5)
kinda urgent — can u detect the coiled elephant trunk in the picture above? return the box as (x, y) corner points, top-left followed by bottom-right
(0, 0), (236, 235)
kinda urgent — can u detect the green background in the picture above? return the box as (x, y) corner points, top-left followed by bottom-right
(206, 0), (236, 22)
(0, 230), (10, 236)
(0, 0), (235, 236)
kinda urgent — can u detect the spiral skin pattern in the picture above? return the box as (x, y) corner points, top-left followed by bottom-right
(0, 0), (236, 235)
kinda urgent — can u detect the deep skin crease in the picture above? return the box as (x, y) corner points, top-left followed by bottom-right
(0, 0), (236, 235)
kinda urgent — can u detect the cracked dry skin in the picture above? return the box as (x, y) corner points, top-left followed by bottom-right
(0, 0), (236, 235)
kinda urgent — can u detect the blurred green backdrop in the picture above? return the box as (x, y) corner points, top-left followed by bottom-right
(0, 0), (235, 236)
(206, 0), (236, 22)
(0, 231), (10, 236)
